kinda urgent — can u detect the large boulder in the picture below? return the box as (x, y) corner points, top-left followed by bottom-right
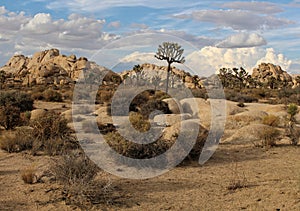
(30, 109), (48, 121)
(223, 123), (283, 145)
(1, 55), (29, 75)
(162, 119), (208, 160)
(61, 109), (73, 123)
(162, 98), (180, 114)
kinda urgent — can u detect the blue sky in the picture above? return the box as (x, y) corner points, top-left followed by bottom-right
(0, 0), (300, 74)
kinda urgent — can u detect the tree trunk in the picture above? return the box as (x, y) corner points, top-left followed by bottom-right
(166, 62), (171, 94)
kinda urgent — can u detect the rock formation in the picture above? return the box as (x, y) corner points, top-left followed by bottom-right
(252, 63), (293, 87)
(120, 63), (203, 89)
(0, 49), (121, 87)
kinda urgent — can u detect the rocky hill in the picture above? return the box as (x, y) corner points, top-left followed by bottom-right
(0, 49), (121, 87)
(252, 63), (294, 87)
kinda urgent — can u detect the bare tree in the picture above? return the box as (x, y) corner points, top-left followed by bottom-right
(155, 42), (185, 94)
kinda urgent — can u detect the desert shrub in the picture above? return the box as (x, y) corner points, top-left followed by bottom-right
(61, 90), (74, 101)
(129, 91), (151, 112)
(51, 152), (112, 209)
(139, 99), (171, 119)
(287, 125), (300, 145)
(129, 112), (150, 132)
(0, 91), (34, 112)
(191, 88), (208, 99)
(225, 89), (258, 103)
(30, 112), (77, 155)
(0, 127), (34, 152)
(105, 131), (171, 160)
(258, 127), (280, 147)
(31, 91), (44, 100)
(53, 152), (99, 185)
(286, 103), (300, 145)
(21, 166), (37, 184)
(98, 123), (116, 134)
(0, 105), (21, 130)
(96, 89), (114, 104)
(287, 103), (299, 120)
(20, 111), (31, 126)
(262, 115), (280, 127)
(43, 89), (63, 102)
(153, 90), (171, 101)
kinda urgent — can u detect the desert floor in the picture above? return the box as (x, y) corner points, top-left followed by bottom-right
(1, 142), (299, 210)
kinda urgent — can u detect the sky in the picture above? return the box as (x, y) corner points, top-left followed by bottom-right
(0, 0), (300, 75)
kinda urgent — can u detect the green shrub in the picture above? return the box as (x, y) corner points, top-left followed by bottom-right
(287, 103), (299, 119)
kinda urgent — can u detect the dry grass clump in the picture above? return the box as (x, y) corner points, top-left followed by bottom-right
(129, 112), (150, 132)
(21, 166), (37, 184)
(0, 127), (33, 153)
(262, 114), (280, 127)
(52, 152), (113, 209)
(0, 111), (77, 155)
(30, 111), (77, 155)
(227, 162), (248, 191)
(257, 126), (280, 148)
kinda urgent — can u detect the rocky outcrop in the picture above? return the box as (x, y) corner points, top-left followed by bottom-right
(252, 63), (293, 87)
(120, 63), (202, 89)
(0, 49), (121, 87)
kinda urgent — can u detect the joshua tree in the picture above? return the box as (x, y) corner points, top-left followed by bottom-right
(232, 67), (249, 89)
(133, 64), (143, 86)
(152, 70), (161, 91)
(155, 42), (185, 94)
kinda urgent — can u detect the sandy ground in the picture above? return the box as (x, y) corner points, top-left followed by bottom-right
(0, 143), (299, 210)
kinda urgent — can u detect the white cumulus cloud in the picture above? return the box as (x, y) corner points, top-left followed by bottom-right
(185, 47), (293, 76)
